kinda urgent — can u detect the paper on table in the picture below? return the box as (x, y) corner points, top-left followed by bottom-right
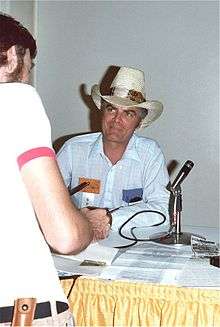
(112, 252), (190, 270)
(127, 241), (193, 257)
(191, 236), (220, 257)
(98, 241), (190, 283)
(100, 266), (181, 285)
(110, 241), (191, 270)
(53, 254), (105, 277)
(177, 258), (220, 288)
(55, 241), (118, 265)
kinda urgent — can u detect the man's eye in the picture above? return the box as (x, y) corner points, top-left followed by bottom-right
(126, 111), (135, 118)
(106, 106), (115, 113)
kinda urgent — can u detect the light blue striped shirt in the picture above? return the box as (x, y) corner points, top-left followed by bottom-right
(57, 132), (170, 232)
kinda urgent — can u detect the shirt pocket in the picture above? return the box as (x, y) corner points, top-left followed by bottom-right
(122, 188), (143, 204)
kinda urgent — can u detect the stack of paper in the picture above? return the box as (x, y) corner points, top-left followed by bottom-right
(99, 242), (192, 284)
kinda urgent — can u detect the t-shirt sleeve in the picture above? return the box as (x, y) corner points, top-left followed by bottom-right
(12, 84), (55, 166)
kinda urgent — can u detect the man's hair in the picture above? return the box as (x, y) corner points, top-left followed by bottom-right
(0, 12), (37, 66)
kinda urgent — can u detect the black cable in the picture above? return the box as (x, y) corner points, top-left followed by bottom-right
(66, 275), (82, 299)
(115, 227), (138, 249)
(118, 210), (167, 244)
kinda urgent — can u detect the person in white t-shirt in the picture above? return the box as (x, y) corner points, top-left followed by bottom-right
(0, 12), (110, 326)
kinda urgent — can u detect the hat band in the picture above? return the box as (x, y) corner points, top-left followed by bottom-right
(110, 87), (145, 104)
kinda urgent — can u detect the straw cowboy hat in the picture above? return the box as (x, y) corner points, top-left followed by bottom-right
(91, 66), (163, 128)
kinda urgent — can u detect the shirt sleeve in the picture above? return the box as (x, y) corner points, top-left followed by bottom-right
(57, 142), (73, 188)
(17, 147), (55, 169)
(12, 84), (54, 162)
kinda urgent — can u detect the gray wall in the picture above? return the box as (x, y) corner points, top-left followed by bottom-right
(3, 1), (220, 229)
(0, 0), (34, 33)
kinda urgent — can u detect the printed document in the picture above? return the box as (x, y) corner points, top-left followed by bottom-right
(100, 241), (192, 283)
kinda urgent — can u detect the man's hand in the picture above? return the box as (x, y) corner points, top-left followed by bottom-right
(81, 207), (111, 241)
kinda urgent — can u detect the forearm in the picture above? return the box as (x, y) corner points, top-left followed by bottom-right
(21, 157), (93, 254)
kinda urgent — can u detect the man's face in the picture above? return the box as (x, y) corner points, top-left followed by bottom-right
(101, 101), (142, 145)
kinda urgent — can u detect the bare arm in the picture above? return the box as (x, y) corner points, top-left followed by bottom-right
(20, 156), (93, 254)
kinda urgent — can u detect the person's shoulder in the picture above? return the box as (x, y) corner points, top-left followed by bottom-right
(0, 82), (40, 99)
(0, 83), (44, 114)
(64, 132), (101, 147)
(134, 134), (164, 159)
(1, 82), (35, 92)
(134, 134), (160, 149)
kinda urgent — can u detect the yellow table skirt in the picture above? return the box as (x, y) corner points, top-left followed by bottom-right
(61, 277), (220, 327)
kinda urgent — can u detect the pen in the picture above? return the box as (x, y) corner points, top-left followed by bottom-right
(69, 181), (90, 195)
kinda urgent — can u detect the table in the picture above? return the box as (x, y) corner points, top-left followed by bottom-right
(60, 276), (220, 327)
(58, 226), (220, 326)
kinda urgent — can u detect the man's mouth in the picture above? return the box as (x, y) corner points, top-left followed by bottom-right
(110, 124), (122, 131)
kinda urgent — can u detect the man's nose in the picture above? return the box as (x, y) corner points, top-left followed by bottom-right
(113, 111), (123, 122)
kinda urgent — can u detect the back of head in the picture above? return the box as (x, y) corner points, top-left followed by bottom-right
(0, 12), (37, 66)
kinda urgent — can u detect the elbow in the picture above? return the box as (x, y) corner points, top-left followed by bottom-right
(61, 236), (91, 255)
(49, 229), (93, 255)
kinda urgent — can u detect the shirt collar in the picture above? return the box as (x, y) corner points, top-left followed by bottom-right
(88, 133), (104, 159)
(121, 133), (141, 162)
(88, 132), (141, 162)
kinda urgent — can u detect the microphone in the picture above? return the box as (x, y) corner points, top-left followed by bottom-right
(171, 160), (194, 189)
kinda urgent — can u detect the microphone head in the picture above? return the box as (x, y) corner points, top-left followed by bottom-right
(171, 160), (194, 189)
(184, 160), (194, 174)
(185, 160), (194, 169)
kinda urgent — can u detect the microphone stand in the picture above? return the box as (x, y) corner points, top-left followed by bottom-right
(157, 185), (202, 246)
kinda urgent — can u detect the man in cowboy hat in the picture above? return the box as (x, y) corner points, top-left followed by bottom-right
(57, 66), (170, 238)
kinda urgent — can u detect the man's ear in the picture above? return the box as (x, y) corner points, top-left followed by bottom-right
(5, 45), (18, 73)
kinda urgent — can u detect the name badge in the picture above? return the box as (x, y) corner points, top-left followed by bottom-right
(79, 177), (101, 194)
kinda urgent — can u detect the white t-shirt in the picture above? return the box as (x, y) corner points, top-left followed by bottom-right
(0, 83), (66, 306)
